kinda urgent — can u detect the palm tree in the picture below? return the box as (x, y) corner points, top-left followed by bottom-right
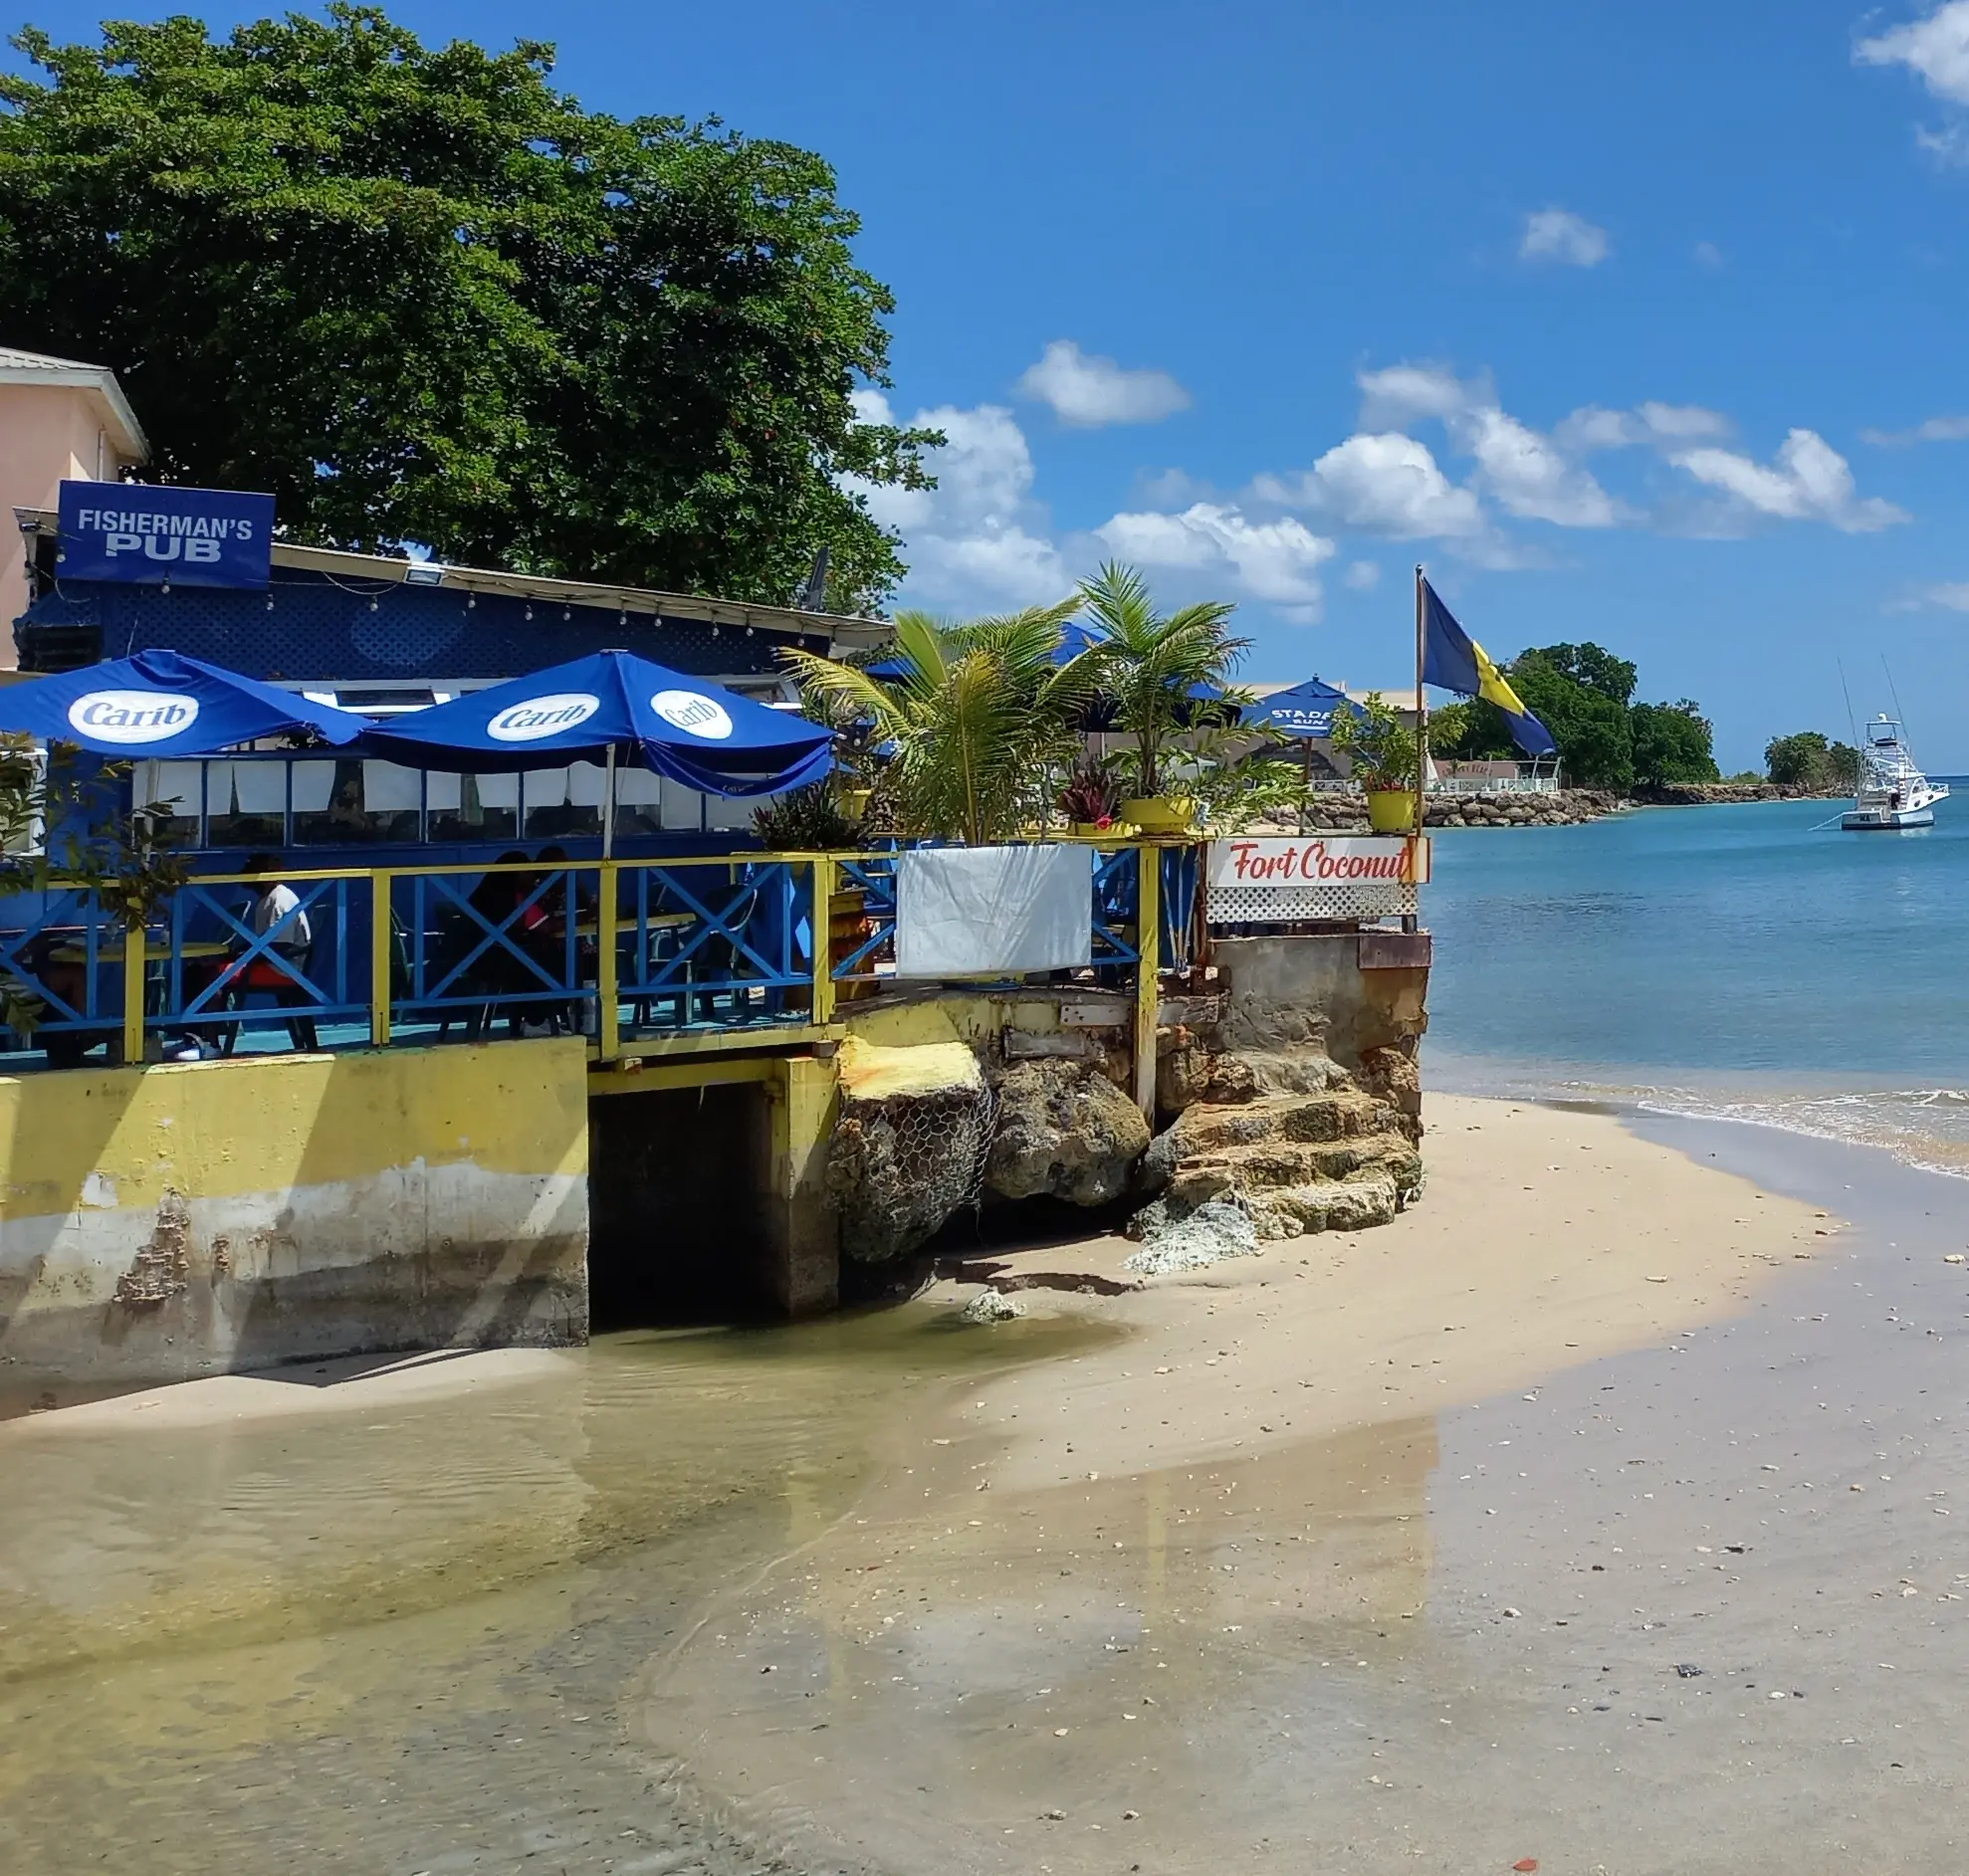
(781, 601), (1101, 845)
(1077, 562), (1253, 797)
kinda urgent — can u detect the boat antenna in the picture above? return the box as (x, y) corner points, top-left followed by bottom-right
(1881, 655), (1911, 736)
(1836, 659), (1860, 745)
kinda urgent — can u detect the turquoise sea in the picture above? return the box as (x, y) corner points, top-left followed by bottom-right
(1424, 787), (1969, 1175)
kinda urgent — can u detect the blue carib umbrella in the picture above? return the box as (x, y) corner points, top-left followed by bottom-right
(0, 649), (366, 754)
(358, 650), (833, 801)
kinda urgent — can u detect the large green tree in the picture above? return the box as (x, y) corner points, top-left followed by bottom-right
(0, 6), (938, 609)
(1630, 699), (1719, 789)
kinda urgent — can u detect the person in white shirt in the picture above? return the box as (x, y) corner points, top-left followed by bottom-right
(238, 854), (319, 1052)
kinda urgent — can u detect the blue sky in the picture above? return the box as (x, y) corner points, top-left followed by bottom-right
(11, 1), (1969, 766)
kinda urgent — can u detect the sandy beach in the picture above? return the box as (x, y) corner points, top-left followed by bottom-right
(927, 1093), (1831, 1492)
(12, 1093), (1969, 1876)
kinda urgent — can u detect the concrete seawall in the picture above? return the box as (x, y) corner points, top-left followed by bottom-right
(0, 1040), (589, 1386)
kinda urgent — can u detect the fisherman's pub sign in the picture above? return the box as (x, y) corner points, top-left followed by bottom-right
(58, 480), (276, 589)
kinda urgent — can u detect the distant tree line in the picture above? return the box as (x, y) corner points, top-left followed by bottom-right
(1764, 731), (1860, 793)
(1429, 642), (1719, 793)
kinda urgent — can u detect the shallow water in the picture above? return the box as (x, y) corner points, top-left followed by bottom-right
(0, 1311), (1109, 1873)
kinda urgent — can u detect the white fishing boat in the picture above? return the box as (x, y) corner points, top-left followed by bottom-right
(1842, 715), (1947, 830)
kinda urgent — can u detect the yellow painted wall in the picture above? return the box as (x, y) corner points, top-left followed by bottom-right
(0, 1038), (589, 1222)
(0, 1040), (591, 1385)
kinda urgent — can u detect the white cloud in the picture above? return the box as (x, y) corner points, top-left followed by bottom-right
(1553, 400), (1731, 452)
(1259, 432), (1486, 538)
(1638, 401), (1732, 441)
(1095, 503), (1335, 619)
(1460, 407), (1624, 526)
(846, 392), (1069, 607)
(1671, 429), (1909, 532)
(1891, 580), (1969, 611)
(1916, 118), (1969, 161)
(1344, 559), (1382, 592)
(1519, 207), (1611, 268)
(1356, 362), (1486, 428)
(1860, 412), (1969, 445)
(1857, 2), (1969, 104)
(1693, 241), (1726, 269)
(1015, 339), (1191, 427)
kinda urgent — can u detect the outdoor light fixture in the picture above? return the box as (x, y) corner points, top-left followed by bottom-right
(12, 507), (38, 536)
(400, 560), (446, 587)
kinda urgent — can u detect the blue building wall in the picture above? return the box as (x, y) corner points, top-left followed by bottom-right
(15, 567), (823, 683)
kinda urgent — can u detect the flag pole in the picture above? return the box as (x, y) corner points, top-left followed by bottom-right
(1413, 562), (1428, 837)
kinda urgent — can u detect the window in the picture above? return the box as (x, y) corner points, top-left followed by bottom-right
(426, 772), (518, 843)
(522, 765), (602, 840)
(205, 759), (285, 850)
(292, 759), (422, 845)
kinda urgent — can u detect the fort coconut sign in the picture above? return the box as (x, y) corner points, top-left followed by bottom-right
(1207, 835), (1428, 923)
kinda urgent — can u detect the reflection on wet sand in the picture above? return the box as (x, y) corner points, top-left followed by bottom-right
(0, 1314), (1108, 1874)
(640, 1416), (1438, 1873)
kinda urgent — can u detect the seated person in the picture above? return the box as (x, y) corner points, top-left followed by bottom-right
(179, 855), (319, 1057)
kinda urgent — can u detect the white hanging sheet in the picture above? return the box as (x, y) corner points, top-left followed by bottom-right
(894, 844), (1094, 978)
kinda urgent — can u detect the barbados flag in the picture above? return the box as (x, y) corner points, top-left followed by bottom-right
(1420, 579), (1557, 758)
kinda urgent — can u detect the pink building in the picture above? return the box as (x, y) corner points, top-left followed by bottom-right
(0, 346), (148, 667)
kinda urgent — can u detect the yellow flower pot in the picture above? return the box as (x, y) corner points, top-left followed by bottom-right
(1366, 787), (1419, 833)
(1119, 795), (1197, 835)
(839, 786), (873, 821)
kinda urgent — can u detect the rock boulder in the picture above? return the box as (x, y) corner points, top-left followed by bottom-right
(986, 1058), (1151, 1208)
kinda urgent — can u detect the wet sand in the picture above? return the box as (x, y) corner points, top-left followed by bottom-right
(6, 1097), (1969, 1874)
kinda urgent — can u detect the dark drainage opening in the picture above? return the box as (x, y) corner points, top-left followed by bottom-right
(587, 1084), (775, 1328)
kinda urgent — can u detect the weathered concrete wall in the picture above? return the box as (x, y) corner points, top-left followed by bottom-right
(1212, 934), (1427, 1074)
(0, 1041), (589, 1385)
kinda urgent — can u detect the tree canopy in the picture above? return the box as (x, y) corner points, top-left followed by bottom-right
(1435, 640), (1716, 792)
(1630, 700), (1721, 790)
(0, 5), (937, 610)
(1766, 730), (1860, 792)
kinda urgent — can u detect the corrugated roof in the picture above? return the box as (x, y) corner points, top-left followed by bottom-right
(0, 346), (149, 459)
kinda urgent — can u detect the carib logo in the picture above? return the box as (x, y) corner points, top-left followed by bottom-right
(649, 690), (734, 740)
(66, 690), (201, 744)
(486, 693), (601, 742)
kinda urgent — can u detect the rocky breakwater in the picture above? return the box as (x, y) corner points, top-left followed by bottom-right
(1637, 780), (1839, 806)
(1275, 789), (1619, 833)
(1423, 788), (1620, 828)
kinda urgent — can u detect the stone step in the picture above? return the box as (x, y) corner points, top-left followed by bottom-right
(1248, 1171), (1402, 1239)
(1170, 1088), (1391, 1155)
(1183, 1133), (1422, 1193)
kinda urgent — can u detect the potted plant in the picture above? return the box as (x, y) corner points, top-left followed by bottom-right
(1077, 563), (1252, 835)
(1056, 759), (1122, 836)
(1329, 691), (1422, 832)
(780, 604), (1099, 846)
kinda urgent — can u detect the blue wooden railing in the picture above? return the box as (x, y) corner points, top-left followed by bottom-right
(0, 840), (1201, 1071)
